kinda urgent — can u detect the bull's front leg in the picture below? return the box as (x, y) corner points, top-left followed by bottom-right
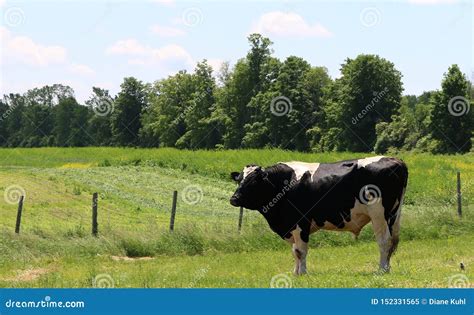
(291, 226), (309, 275)
(291, 243), (301, 275)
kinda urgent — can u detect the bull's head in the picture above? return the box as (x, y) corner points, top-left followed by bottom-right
(229, 165), (272, 210)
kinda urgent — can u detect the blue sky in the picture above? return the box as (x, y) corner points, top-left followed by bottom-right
(0, 0), (472, 102)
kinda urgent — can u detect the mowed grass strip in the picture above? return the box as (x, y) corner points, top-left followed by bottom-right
(0, 236), (471, 288)
(0, 147), (472, 205)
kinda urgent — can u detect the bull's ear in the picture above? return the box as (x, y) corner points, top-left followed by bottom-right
(230, 172), (241, 182)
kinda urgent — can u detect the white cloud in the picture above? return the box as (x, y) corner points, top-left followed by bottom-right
(0, 27), (67, 66)
(251, 11), (332, 38)
(150, 24), (186, 37)
(152, 0), (175, 6)
(150, 44), (194, 66)
(407, 0), (458, 4)
(69, 63), (95, 76)
(408, 0), (458, 5)
(105, 39), (193, 69)
(207, 59), (225, 72)
(105, 39), (149, 56)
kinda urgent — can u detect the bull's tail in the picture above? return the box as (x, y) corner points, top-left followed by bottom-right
(387, 159), (408, 259)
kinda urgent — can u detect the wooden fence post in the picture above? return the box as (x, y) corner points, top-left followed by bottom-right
(457, 171), (462, 218)
(238, 206), (244, 232)
(92, 192), (98, 236)
(169, 191), (178, 231)
(15, 196), (24, 234)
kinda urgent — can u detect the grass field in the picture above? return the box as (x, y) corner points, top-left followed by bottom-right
(0, 148), (473, 288)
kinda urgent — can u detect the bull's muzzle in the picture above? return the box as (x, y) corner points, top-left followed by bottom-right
(229, 195), (240, 207)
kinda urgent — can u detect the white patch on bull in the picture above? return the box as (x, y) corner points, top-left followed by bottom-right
(280, 161), (320, 181)
(357, 156), (385, 168)
(310, 199), (371, 237)
(242, 165), (259, 179)
(366, 199), (391, 271)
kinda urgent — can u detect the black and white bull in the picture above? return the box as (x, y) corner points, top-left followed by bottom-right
(229, 156), (408, 275)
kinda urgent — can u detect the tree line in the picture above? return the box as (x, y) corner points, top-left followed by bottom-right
(1, 34), (472, 153)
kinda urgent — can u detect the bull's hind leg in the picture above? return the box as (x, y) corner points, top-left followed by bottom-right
(368, 203), (392, 272)
(387, 188), (405, 264)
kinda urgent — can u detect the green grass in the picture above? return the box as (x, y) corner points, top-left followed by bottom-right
(0, 148), (472, 288)
(0, 234), (471, 288)
(0, 147), (472, 205)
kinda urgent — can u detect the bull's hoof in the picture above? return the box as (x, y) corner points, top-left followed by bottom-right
(377, 267), (390, 274)
(293, 269), (307, 276)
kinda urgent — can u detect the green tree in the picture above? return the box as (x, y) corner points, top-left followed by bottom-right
(177, 60), (218, 149)
(1, 94), (26, 147)
(53, 97), (79, 146)
(0, 100), (9, 146)
(215, 34), (274, 148)
(243, 56), (329, 151)
(430, 65), (472, 153)
(111, 77), (147, 146)
(24, 84), (74, 108)
(141, 71), (194, 147)
(86, 87), (114, 146)
(374, 95), (433, 153)
(321, 54), (403, 152)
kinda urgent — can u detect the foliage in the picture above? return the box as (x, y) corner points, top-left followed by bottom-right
(110, 77), (147, 146)
(0, 35), (471, 153)
(430, 65), (473, 153)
